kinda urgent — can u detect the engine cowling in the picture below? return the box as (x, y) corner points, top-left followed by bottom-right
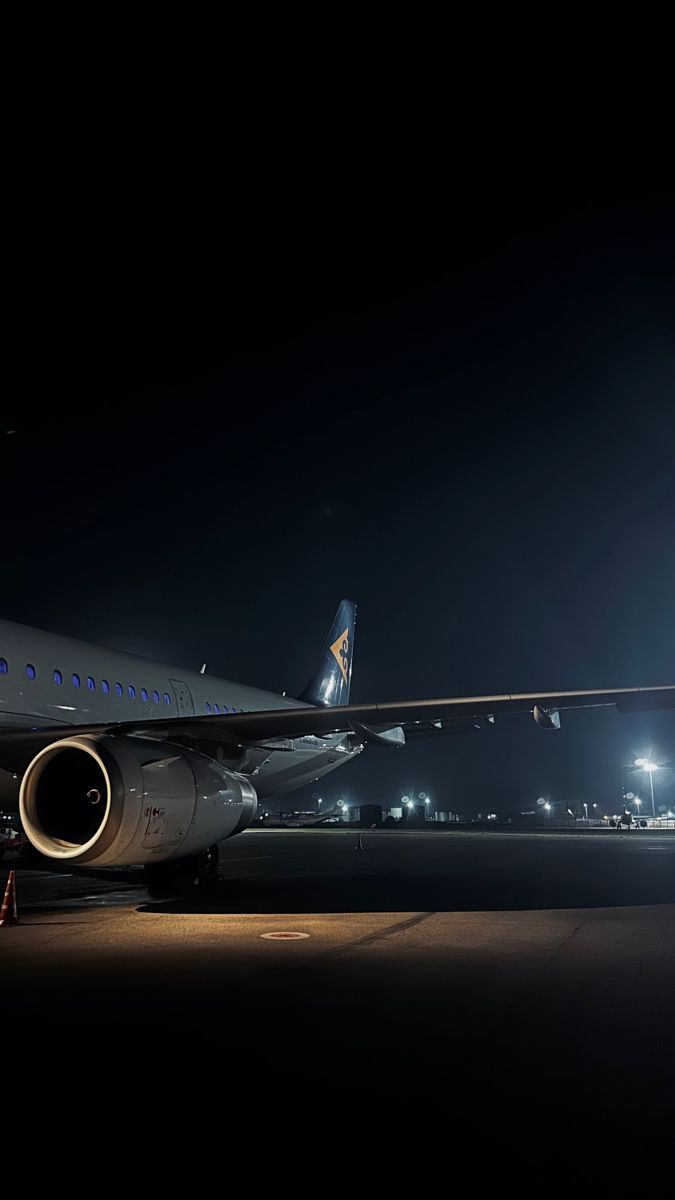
(19, 735), (258, 867)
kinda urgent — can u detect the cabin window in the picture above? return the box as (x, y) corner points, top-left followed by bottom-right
(152, 690), (160, 704)
(26, 664), (36, 679)
(102, 680), (110, 694)
(87, 677), (95, 691)
(53, 669), (63, 685)
(213, 703), (220, 713)
(163, 692), (171, 705)
(205, 701), (211, 713)
(115, 682), (123, 697)
(72, 673), (81, 688)
(141, 688), (148, 701)
(128, 685), (136, 699)
(0, 659), (7, 674)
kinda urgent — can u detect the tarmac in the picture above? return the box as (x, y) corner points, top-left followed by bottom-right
(3, 828), (675, 1182)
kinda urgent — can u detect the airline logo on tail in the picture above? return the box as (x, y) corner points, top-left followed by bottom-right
(330, 629), (350, 685)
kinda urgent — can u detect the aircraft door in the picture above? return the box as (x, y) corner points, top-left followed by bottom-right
(170, 679), (195, 716)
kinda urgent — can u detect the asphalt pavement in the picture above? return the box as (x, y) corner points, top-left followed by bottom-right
(3, 828), (674, 1183)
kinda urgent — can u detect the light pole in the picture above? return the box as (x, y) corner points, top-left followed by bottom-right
(425, 798), (431, 821)
(583, 802), (588, 821)
(635, 759), (659, 817)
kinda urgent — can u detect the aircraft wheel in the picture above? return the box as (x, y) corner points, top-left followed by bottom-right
(144, 860), (185, 898)
(195, 844), (220, 884)
(145, 848), (220, 897)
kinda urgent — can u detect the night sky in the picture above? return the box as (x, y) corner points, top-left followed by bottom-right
(4, 41), (674, 815)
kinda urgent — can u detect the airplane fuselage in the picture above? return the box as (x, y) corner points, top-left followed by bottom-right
(0, 617), (363, 807)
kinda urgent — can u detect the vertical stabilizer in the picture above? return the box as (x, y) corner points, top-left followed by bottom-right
(298, 599), (357, 707)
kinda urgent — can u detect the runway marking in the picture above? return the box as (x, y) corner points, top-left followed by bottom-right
(260, 931), (310, 940)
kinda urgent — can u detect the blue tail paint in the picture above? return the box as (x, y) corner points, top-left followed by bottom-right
(298, 599), (357, 708)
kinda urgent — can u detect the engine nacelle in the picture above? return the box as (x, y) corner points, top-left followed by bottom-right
(19, 735), (258, 867)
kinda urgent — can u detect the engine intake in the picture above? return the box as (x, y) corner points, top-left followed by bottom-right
(20, 735), (257, 867)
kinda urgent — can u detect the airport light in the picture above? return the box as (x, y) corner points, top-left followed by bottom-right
(407, 800), (414, 809)
(583, 802), (588, 820)
(634, 759), (659, 817)
(544, 802), (551, 818)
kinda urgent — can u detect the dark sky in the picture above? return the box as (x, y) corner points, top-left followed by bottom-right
(3, 39), (674, 815)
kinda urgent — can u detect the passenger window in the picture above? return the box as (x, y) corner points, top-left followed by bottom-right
(141, 688), (148, 701)
(163, 692), (171, 705)
(87, 677), (95, 691)
(205, 701), (211, 713)
(102, 680), (110, 694)
(128, 685), (136, 699)
(26, 664), (36, 680)
(152, 690), (160, 704)
(72, 673), (81, 688)
(53, 669), (63, 685)
(0, 659), (7, 674)
(115, 683), (123, 697)
(213, 703), (220, 714)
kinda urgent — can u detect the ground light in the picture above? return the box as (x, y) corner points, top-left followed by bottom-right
(635, 759), (659, 817)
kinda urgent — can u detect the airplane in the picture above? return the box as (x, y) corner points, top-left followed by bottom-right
(0, 599), (673, 888)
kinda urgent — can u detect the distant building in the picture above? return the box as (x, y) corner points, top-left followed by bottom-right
(357, 804), (382, 827)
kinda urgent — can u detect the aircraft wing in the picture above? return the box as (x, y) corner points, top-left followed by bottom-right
(0, 684), (674, 772)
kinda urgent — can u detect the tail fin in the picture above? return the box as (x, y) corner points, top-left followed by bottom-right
(298, 599), (357, 708)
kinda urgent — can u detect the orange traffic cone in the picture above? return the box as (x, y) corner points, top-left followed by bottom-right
(0, 870), (18, 927)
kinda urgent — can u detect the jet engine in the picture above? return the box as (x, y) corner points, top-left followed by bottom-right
(19, 735), (258, 867)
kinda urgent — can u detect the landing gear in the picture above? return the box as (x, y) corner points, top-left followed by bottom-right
(144, 845), (221, 897)
(195, 844), (220, 884)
